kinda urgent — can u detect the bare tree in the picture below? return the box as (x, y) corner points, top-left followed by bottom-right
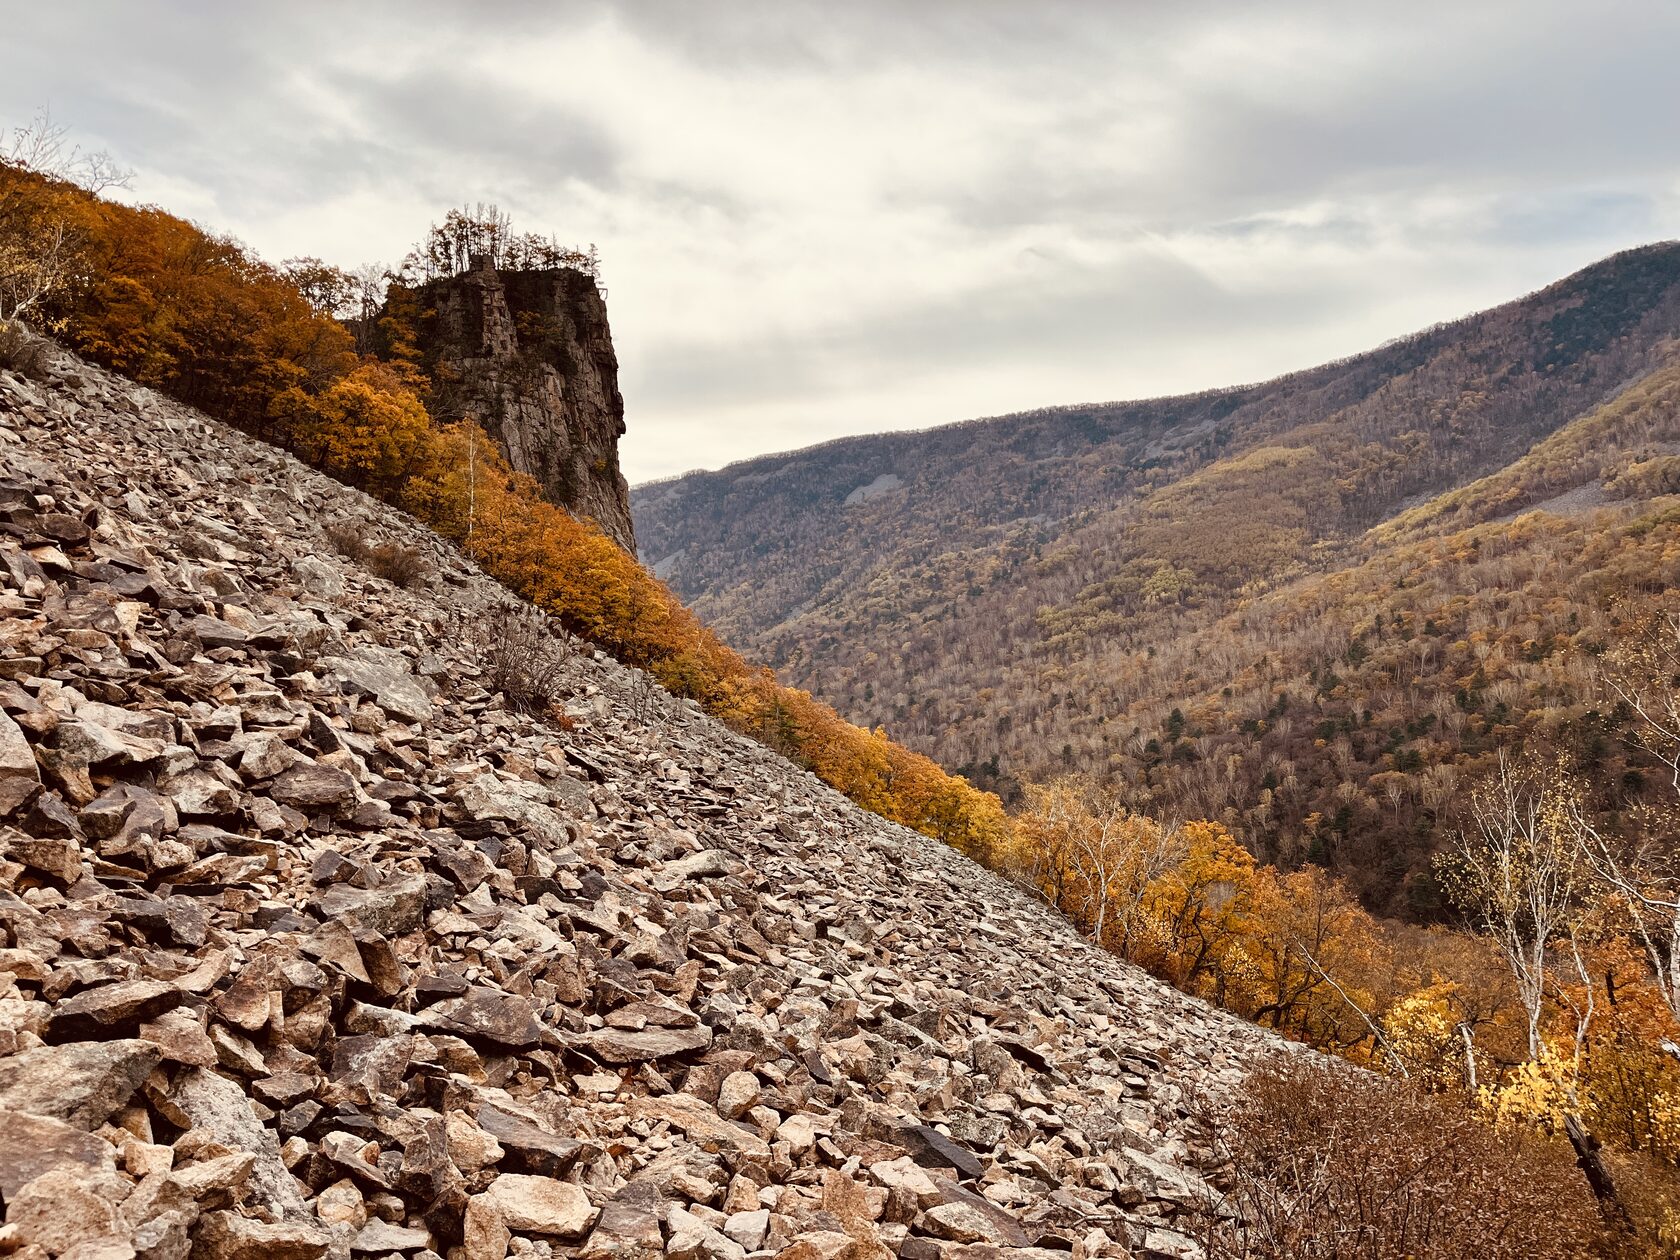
(1019, 775), (1184, 955)
(1, 108), (131, 195)
(1439, 754), (1621, 1212)
(398, 204), (600, 284)
(1572, 606), (1680, 1034)
(0, 109), (132, 324)
(1440, 754), (1590, 1059)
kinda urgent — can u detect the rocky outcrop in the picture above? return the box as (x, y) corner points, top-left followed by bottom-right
(406, 257), (635, 552)
(0, 346), (1293, 1259)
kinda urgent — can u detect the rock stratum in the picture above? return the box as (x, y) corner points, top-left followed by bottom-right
(407, 258), (635, 553)
(0, 345), (1284, 1260)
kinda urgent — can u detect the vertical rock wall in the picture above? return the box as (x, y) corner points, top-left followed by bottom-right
(409, 256), (636, 552)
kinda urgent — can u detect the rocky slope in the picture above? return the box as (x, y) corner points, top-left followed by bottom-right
(0, 345), (1287, 1259)
(405, 257), (635, 552)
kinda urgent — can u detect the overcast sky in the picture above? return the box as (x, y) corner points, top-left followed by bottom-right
(8, 2), (1680, 482)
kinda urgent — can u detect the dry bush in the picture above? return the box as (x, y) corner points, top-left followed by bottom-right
(478, 610), (572, 715)
(322, 520), (428, 588)
(0, 319), (50, 378)
(323, 518), (372, 563)
(1605, 1150), (1680, 1257)
(363, 541), (428, 589)
(626, 669), (674, 735)
(1189, 1056), (1613, 1259)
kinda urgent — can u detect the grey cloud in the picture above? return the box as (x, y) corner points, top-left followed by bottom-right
(3, 0), (1678, 483)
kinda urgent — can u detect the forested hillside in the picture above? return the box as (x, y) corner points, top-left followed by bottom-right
(635, 246), (1680, 914)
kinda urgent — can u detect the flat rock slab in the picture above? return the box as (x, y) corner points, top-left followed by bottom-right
(0, 1109), (117, 1198)
(45, 979), (184, 1042)
(418, 986), (542, 1049)
(585, 1024), (712, 1064)
(476, 1102), (590, 1177)
(309, 871), (428, 936)
(319, 655), (434, 724)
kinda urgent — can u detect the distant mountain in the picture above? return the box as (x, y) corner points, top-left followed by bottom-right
(634, 243), (1680, 916)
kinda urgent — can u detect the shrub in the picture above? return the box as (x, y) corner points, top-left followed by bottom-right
(478, 610), (572, 715)
(323, 519), (372, 563)
(364, 541), (428, 589)
(1189, 1056), (1611, 1259)
(321, 520), (427, 588)
(0, 318), (50, 378)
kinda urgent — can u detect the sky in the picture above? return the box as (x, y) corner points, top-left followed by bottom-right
(7, 1), (1680, 482)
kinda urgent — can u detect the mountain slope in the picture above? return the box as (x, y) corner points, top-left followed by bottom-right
(0, 343), (1287, 1258)
(634, 245), (1680, 914)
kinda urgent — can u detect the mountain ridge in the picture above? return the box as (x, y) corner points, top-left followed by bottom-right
(633, 242), (1680, 914)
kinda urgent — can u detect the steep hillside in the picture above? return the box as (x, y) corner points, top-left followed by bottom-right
(0, 344), (1286, 1258)
(1, 159), (1011, 863)
(633, 246), (1680, 914)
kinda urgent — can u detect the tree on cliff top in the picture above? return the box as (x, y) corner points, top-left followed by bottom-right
(400, 204), (599, 283)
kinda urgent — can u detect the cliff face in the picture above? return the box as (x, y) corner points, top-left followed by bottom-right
(410, 257), (636, 551)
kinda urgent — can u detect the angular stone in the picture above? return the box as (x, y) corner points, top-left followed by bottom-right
(717, 1070), (760, 1119)
(292, 555), (343, 599)
(5, 1167), (122, 1254)
(46, 979), (183, 1041)
(0, 1037), (161, 1129)
(234, 730), (299, 780)
(351, 1220), (432, 1253)
(185, 613), (249, 650)
(314, 1177), (368, 1228)
(579, 1182), (666, 1260)
(319, 655), (434, 724)
(891, 1122), (985, 1180)
(418, 986), (541, 1049)
(107, 893), (210, 947)
(271, 762), (359, 814)
(666, 1205), (746, 1260)
(481, 1173), (597, 1238)
(163, 765), (241, 816)
(921, 1199), (1029, 1247)
(3, 830), (82, 882)
(463, 1195), (510, 1260)
(140, 1009), (220, 1067)
(632, 1095), (771, 1170)
(53, 717), (143, 768)
(723, 1208), (770, 1251)
(474, 1102), (586, 1177)
(155, 1066), (309, 1221)
(192, 1212), (330, 1260)
(0, 1109), (118, 1199)
(170, 1149), (257, 1202)
(0, 707), (37, 781)
(308, 871), (427, 936)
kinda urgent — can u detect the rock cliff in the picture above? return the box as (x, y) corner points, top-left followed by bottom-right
(405, 257), (636, 552)
(0, 344), (1291, 1259)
